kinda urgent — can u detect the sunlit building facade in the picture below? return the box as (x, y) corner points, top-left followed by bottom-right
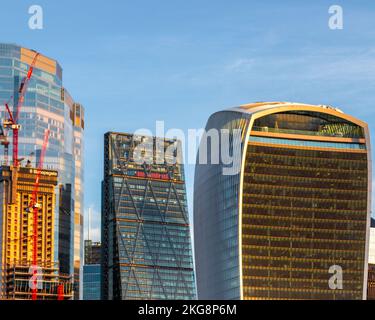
(0, 166), (73, 300)
(101, 132), (196, 300)
(0, 44), (84, 299)
(194, 102), (371, 300)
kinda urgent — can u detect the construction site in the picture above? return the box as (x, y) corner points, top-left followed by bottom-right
(0, 51), (74, 300)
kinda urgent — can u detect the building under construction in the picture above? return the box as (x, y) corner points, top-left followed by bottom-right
(0, 165), (73, 300)
(0, 44), (85, 299)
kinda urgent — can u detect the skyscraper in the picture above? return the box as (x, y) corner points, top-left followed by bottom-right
(0, 166), (73, 300)
(0, 44), (84, 299)
(101, 132), (196, 300)
(194, 102), (371, 300)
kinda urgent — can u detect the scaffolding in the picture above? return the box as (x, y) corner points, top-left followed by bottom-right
(4, 261), (73, 300)
(0, 165), (74, 300)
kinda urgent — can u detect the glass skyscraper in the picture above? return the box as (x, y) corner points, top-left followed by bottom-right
(194, 102), (371, 300)
(101, 132), (196, 300)
(0, 44), (84, 299)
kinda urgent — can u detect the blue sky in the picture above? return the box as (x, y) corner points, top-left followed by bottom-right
(1, 0), (375, 240)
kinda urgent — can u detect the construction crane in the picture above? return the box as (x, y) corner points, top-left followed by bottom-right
(0, 95), (15, 165)
(26, 128), (50, 300)
(1, 52), (66, 300)
(3, 51), (40, 167)
(0, 124), (9, 165)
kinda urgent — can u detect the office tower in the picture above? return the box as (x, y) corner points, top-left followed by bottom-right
(83, 240), (101, 300)
(0, 44), (84, 299)
(194, 102), (371, 300)
(0, 165), (73, 300)
(101, 132), (196, 300)
(64, 90), (85, 299)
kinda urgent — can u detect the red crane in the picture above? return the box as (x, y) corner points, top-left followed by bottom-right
(27, 128), (50, 300)
(1, 95), (15, 165)
(0, 125), (9, 165)
(3, 51), (40, 167)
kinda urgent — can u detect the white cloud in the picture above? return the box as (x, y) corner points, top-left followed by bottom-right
(225, 58), (256, 72)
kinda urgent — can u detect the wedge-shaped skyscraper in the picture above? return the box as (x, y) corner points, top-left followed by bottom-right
(102, 132), (196, 300)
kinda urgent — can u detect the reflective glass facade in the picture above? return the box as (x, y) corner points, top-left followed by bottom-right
(194, 103), (371, 300)
(0, 44), (84, 299)
(242, 144), (367, 299)
(194, 111), (248, 299)
(102, 132), (196, 300)
(83, 264), (101, 300)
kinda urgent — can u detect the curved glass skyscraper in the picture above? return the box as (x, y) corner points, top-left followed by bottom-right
(194, 102), (371, 300)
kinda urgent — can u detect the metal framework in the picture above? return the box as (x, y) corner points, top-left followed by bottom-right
(102, 132), (196, 300)
(5, 261), (73, 300)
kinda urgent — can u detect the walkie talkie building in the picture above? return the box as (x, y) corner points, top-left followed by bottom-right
(101, 132), (196, 300)
(194, 102), (371, 300)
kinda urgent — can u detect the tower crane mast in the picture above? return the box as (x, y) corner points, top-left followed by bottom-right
(27, 129), (50, 301)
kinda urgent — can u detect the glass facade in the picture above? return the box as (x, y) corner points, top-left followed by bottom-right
(249, 136), (365, 150)
(83, 264), (101, 300)
(242, 144), (368, 299)
(194, 111), (248, 300)
(194, 103), (371, 300)
(102, 132), (196, 300)
(0, 44), (84, 299)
